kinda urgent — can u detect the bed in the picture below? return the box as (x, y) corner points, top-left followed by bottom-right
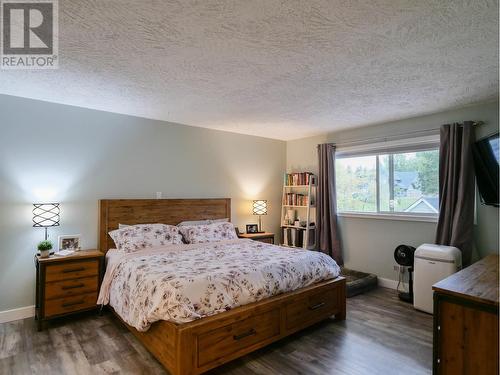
(98, 198), (346, 375)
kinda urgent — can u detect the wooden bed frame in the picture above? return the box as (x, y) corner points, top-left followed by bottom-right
(99, 199), (346, 375)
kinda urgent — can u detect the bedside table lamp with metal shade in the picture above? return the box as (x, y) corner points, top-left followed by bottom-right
(33, 203), (60, 255)
(252, 200), (267, 233)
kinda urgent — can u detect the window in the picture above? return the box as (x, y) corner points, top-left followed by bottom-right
(336, 146), (439, 218)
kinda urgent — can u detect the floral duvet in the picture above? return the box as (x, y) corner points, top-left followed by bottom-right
(98, 239), (340, 331)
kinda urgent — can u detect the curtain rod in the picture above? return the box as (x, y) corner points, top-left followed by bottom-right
(328, 121), (484, 148)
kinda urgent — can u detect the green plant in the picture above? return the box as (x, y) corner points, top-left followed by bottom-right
(37, 240), (53, 251)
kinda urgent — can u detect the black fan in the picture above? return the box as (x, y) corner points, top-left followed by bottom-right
(394, 245), (416, 303)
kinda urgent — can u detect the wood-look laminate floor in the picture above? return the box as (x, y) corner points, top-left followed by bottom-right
(0, 287), (432, 375)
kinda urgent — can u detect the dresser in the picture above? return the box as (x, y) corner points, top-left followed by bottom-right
(35, 250), (104, 331)
(237, 232), (275, 244)
(432, 254), (499, 375)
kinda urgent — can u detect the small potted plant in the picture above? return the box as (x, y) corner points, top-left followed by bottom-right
(37, 240), (53, 258)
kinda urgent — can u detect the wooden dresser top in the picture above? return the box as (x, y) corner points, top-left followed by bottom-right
(433, 254), (499, 307)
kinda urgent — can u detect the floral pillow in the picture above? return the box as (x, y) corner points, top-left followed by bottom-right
(178, 222), (237, 244)
(109, 224), (183, 253)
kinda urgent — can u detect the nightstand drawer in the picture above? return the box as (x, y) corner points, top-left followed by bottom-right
(256, 237), (274, 244)
(45, 276), (98, 300)
(44, 292), (98, 317)
(45, 260), (98, 282)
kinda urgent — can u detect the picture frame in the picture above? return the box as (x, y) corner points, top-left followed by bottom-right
(58, 234), (81, 251)
(246, 224), (259, 234)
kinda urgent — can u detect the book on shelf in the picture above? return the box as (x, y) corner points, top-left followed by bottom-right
(283, 193), (308, 206)
(283, 193), (314, 206)
(284, 172), (314, 186)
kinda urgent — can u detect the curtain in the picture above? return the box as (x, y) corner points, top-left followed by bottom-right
(316, 143), (343, 264)
(435, 122), (475, 266)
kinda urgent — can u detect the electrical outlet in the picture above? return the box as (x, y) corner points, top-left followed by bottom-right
(393, 265), (405, 273)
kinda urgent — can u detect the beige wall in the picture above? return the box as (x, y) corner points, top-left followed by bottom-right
(0, 94), (286, 312)
(287, 101), (499, 281)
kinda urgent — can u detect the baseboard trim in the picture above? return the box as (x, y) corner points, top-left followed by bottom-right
(0, 305), (35, 323)
(377, 277), (399, 290)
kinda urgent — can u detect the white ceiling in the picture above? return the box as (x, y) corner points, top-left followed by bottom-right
(1, 0), (498, 140)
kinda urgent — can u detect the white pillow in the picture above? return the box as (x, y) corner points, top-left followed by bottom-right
(109, 224), (183, 253)
(178, 222), (237, 244)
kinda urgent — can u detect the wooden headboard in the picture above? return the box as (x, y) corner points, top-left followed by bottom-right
(98, 198), (231, 253)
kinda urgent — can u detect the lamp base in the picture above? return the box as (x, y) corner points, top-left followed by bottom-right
(258, 215), (264, 233)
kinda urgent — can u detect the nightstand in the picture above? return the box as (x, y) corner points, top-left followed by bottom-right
(238, 232), (275, 244)
(34, 249), (104, 331)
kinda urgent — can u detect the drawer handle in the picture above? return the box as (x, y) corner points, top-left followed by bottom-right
(309, 302), (326, 310)
(233, 329), (256, 341)
(62, 283), (85, 290)
(62, 300), (85, 308)
(62, 267), (85, 273)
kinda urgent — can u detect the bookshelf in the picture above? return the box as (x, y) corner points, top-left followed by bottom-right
(280, 172), (316, 249)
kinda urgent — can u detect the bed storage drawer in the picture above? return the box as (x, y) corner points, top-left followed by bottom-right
(45, 276), (99, 300)
(285, 286), (340, 331)
(45, 260), (99, 282)
(44, 292), (98, 317)
(197, 308), (280, 367)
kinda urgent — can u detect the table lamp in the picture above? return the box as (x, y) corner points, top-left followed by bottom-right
(252, 200), (267, 233)
(33, 203), (60, 240)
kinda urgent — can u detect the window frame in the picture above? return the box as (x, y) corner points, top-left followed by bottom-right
(335, 135), (440, 222)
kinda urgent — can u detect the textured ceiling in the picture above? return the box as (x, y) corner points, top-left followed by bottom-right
(0, 0), (498, 140)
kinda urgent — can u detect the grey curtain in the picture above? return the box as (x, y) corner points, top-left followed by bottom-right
(435, 122), (475, 266)
(316, 143), (343, 264)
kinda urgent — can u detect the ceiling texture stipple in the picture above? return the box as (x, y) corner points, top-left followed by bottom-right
(0, 0), (498, 140)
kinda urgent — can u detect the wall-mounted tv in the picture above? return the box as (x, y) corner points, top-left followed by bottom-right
(473, 132), (499, 207)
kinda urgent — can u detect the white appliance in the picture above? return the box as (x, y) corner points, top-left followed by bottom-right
(413, 244), (462, 313)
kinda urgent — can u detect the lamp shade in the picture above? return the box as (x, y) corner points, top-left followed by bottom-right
(33, 203), (60, 228)
(252, 200), (267, 215)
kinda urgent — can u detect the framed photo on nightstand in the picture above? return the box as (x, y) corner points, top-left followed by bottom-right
(58, 234), (81, 251)
(246, 224), (259, 234)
